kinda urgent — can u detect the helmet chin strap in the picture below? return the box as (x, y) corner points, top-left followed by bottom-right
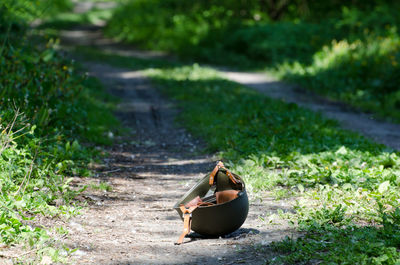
(175, 205), (197, 245)
(175, 161), (242, 245)
(209, 161), (240, 186)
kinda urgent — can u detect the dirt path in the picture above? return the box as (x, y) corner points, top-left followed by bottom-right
(58, 32), (295, 264)
(62, 0), (400, 152)
(55, 3), (399, 262)
(61, 21), (400, 152)
(220, 71), (400, 151)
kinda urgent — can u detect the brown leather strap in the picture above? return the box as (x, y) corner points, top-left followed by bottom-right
(176, 212), (192, 245)
(176, 205), (198, 245)
(209, 161), (240, 185)
(176, 162), (241, 244)
(209, 161), (224, 185)
(225, 170), (239, 185)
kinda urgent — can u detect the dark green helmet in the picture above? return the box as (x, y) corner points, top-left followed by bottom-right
(174, 162), (249, 239)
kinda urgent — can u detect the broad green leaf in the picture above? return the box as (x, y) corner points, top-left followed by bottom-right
(378, 181), (390, 194)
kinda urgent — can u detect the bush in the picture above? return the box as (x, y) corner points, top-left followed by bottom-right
(213, 22), (337, 65)
(105, 0), (262, 55)
(1, 0), (72, 23)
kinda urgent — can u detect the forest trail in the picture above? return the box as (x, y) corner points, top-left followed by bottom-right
(67, 0), (400, 152)
(59, 26), (293, 265)
(55, 2), (399, 262)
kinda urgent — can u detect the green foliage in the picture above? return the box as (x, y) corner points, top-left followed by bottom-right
(38, 7), (115, 31)
(268, 202), (400, 264)
(106, 0), (400, 121)
(105, 0), (263, 58)
(279, 32), (400, 121)
(70, 43), (400, 265)
(269, 224), (400, 264)
(208, 22), (335, 66)
(0, 0), (72, 25)
(0, 1), (118, 257)
(90, 181), (112, 192)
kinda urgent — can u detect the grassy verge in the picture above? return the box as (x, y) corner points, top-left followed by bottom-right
(104, 0), (400, 123)
(0, 3), (119, 262)
(75, 47), (400, 263)
(276, 32), (400, 123)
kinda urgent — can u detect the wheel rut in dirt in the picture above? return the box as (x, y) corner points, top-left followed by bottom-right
(220, 71), (400, 151)
(60, 57), (294, 264)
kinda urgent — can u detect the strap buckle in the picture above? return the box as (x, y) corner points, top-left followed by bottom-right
(182, 212), (192, 218)
(176, 205), (197, 245)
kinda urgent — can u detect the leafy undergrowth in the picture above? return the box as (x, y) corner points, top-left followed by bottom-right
(268, 204), (400, 264)
(38, 7), (115, 32)
(0, 2), (119, 262)
(277, 31), (400, 123)
(76, 48), (400, 263)
(105, 0), (400, 123)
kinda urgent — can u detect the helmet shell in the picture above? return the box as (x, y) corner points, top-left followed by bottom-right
(174, 171), (249, 236)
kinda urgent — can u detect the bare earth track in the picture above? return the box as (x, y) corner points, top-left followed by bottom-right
(60, 39), (294, 264)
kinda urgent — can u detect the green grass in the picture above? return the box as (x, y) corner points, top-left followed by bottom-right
(104, 0), (400, 123)
(277, 34), (400, 123)
(38, 8), (115, 31)
(75, 47), (400, 263)
(90, 181), (112, 192)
